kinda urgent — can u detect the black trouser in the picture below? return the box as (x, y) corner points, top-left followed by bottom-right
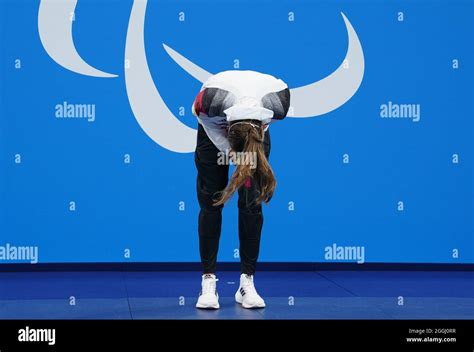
(195, 123), (271, 275)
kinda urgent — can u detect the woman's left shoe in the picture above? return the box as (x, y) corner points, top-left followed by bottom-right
(235, 274), (266, 309)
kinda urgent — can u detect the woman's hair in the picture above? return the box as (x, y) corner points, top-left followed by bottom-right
(213, 120), (276, 206)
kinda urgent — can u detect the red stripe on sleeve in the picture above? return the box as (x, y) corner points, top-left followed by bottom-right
(193, 89), (206, 116)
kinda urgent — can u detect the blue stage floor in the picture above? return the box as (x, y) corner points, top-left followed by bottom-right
(0, 271), (473, 319)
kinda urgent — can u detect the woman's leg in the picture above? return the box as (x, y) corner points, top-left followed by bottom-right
(195, 124), (229, 274)
(237, 129), (271, 275)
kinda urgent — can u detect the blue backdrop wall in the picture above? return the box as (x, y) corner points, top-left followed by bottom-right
(0, 0), (473, 264)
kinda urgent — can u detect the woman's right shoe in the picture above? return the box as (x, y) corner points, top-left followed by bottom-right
(196, 274), (220, 309)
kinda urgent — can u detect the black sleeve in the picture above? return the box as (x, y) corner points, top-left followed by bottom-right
(261, 88), (290, 120)
(200, 87), (236, 118)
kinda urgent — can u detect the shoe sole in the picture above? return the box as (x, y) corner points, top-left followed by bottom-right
(196, 295), (220, 309)
(196, 303), (220, 309)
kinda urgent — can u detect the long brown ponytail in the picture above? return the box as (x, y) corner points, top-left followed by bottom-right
(213, 121), (276, 206)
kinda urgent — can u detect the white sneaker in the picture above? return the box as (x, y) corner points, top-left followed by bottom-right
(196, 274), (220, 309)
(235, 274), (266, 308)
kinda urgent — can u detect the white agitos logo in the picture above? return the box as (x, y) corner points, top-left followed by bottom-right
(38, 0), (365, 153)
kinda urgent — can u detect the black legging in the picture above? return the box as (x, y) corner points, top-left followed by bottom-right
(195, 123), (271, 275)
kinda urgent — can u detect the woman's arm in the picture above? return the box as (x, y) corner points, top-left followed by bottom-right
(192, 87), (236, 118)
(261, 87), (291, 120)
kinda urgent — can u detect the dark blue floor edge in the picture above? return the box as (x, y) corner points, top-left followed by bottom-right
(0, 262), (472, 272)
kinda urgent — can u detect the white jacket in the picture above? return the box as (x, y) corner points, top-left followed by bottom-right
(192, 70), (290, 152)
